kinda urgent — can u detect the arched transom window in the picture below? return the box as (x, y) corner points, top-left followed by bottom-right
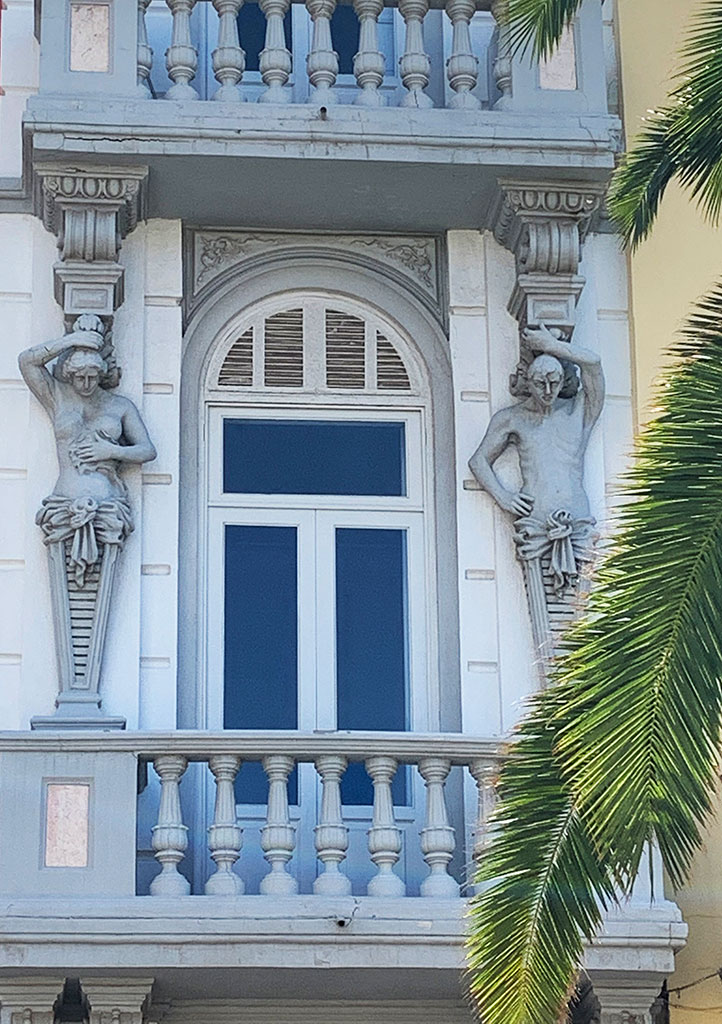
(210, 298), (418, 395)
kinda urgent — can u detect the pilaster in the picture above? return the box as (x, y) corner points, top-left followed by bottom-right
(491, 179), (605, 333)
(80, 979), (155, 1024)
(33, 165), (148, 317)
(0, 978), (65, 1024)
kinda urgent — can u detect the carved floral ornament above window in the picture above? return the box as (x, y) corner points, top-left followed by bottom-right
(191, 231), (440, 301)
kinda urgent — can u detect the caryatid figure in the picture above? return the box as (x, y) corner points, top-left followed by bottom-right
(469, 323), (605, 596)
(19, 314), (156, 723)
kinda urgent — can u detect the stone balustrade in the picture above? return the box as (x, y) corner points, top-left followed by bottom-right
(140, 0), (507, 108)
(141, 731), (502, 897)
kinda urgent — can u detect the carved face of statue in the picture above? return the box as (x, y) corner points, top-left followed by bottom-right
(527, 354), (564, 409)
(64, 349), (106, 398)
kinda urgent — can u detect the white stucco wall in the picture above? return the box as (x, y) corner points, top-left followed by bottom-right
(0, 0), (38, 178)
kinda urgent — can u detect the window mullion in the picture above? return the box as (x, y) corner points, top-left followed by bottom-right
(304, 300), (326, 391)
(314, 510), (338, 731)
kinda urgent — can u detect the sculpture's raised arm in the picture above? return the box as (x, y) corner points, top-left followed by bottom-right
(18, 328), (103, 413)
(522, 323), (605, 431)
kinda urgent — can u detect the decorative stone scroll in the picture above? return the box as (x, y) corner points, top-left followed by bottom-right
(20, 317), (156, 729)
(473, 181), (607, 669)
(34, 165), (148, 316)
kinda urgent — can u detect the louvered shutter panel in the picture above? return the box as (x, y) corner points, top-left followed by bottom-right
(376, 333), (411, 390)
(218, 327), (253, 387)
(325, 309), (366, 389)
(264, 309), (304, 388)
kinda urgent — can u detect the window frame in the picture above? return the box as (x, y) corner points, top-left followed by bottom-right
(198, 292), (440, 733)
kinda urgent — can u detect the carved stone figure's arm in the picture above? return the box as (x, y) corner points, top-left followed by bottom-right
(469, 409), (534, 518)
(523, 323), (605, 430)
(119, 401), (157, 464)
(17, 333), (89, 413)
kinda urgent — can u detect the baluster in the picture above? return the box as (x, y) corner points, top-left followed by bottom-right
(352, 0), (386, 107)
(490, 0), (512, 108)
(313, 754), (351, 895)
(418, 757), (459, 897)
(212, 0), (245, 101)
(165, 0), (199, 101)
(137, 0), (154, 97)
(150, 754), (190, 896)
(205, 754), (244, 895)
(445, 0), (480, 108)
(469, 758), (498, 888)
(398, 0), (433, 108)
(259, 0), (293, 103)
(260, 755), (297, 894)
(365, 756), (405, 897)
(305, 0), (339, 105)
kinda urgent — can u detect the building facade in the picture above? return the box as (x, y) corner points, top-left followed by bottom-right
(0, 1), (685, 1022)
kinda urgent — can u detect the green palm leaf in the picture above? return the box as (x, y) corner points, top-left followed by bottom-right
(503, 0), (585, 58)
(468, 284), (722, 1023)
(609, 0), (722, 247)
(467, 696), (616, 1024)
(555, 287), (722, 885)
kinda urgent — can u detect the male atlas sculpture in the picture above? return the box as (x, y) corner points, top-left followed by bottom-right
(469, 322), (605, 660)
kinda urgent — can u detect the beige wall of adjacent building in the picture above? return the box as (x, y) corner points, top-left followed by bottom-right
(616, 0), (722, 1017)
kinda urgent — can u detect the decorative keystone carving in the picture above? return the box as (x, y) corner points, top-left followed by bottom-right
(491, 180), (605, 332)
(33, 165), (148, 315)
(80, 978), (155, 1024)
(0, 978), (65, 1024)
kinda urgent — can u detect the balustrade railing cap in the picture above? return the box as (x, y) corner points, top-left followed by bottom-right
(0, 729), (505, 763)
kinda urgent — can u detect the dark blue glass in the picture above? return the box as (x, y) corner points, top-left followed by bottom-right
(237, 2), (292, 72)
(223, 419), (406, 496)
(224, 525), (298, 804)
(336, 528), (409, 804)
(331, 5), (360, 75)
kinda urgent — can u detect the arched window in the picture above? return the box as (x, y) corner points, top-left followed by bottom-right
(202, 294), (437, 805)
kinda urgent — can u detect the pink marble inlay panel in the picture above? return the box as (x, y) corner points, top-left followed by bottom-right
(539, 25), (578, 91)
(70, 3), (110, 73)
(45, 783), (90, 867)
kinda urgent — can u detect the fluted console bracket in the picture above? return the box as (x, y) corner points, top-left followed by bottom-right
(490, 179), (605, 333)
(33, 165), (149, 317)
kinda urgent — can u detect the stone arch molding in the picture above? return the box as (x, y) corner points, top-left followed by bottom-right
(178, 249), (460, 731)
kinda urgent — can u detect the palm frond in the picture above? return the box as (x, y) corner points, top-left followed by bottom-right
(608, 0), (722, 247)
(468, 284), (722, 1022)
(607, 108), (679, 249)
(503, 0), (585, 59)
(554, 285), (722, 885)
(467, 696), (616, 1024)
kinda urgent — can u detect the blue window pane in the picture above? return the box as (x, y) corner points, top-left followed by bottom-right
(336, 528), (409, 804)
(223, 419), (406, 496)
(237, 2), (292, 72)
(224, 525), (298, 804)
(331, 5), (360, 75)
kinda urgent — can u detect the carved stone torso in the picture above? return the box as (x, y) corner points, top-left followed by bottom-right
(52, 386), (129, 501)
(511, 391), (590, 522)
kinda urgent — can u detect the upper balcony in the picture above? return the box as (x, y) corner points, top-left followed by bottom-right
(23, 0), (621, 230)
